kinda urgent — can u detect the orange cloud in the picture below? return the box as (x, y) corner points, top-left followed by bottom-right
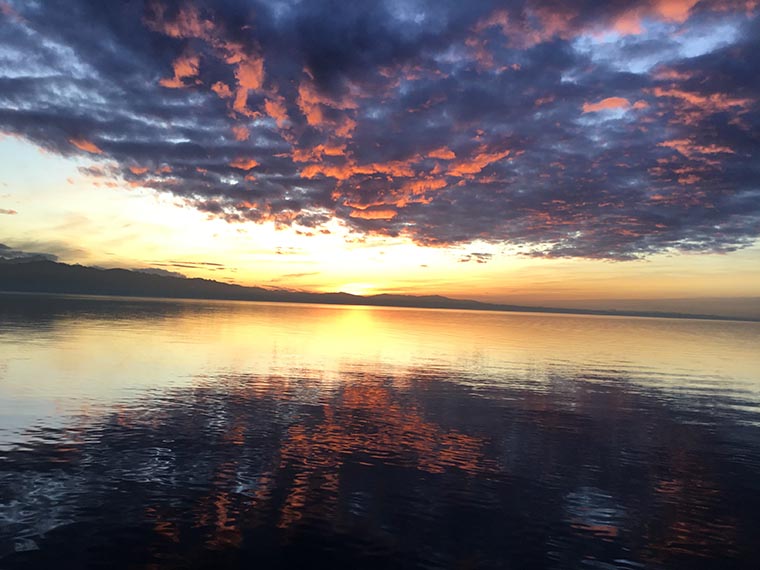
(428, 147), (456, 160)
(296, 79), (358, 135)
(300, 162), (355, 180)
(530, 7), (577, 44)
(292, 143), (347, 163)
(264, 97), (288, 127)
(129, 165), (149, 175)
(365, 159), (416, 178)
(297, 84), (324, 127)
(301, 81), (358, 112)
(231, 125), (250, 141)
(322, 143), (346, 157)
(678, 174), (701, 185)
(479, 0), (702, 44)
(291, 147), (318, 163)
(230, 157), (258, 170)
(159, 51), (200, 89)
(399, 178), (448, 196)
(611, 0), (699, 36)
(652, 87), (752, 111)
(652, 0), (700, 22)
(612, 11), (645, 34)
(659, 138), (735, 158)
(145, 3), (215, 40)
(234, 58), (264, 91)
(300, 155), (418, 181)
(159, 77), (184, 89)
(653, 67), (694, 81)
(582, 97), (631, 113)
(651, 87), (754, 127)
(447, 147), (511, 177)
(69, 137), (103, 154)
(231, 57), (265, 115)
(333, 116), (357, 138)
(211, 81), (233, 99)
(170, 51), (199, 80)
(148, 4), (266, 116)
(349, 208), (398, 220)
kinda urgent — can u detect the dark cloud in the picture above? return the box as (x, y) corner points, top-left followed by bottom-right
(152, 260), (227, 271)
(0, 243), (58, 262)
(0, 239), (89, 261)
(458, 252), (493, 264)
(133, 267), (187, 279)
(1, 0), (759, 259)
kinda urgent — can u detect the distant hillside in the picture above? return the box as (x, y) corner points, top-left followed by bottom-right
(0, 259), (753, 322)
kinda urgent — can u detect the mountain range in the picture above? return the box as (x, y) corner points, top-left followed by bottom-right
(0, 258), (754, 322)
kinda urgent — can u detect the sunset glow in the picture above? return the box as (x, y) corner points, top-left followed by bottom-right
(1, 0), (759, 318)
(5, 4), (760, 567)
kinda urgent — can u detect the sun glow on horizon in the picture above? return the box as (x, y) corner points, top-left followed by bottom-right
(338, 283), (379, 297)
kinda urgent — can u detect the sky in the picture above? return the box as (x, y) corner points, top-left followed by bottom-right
(1, 0), (759, 318)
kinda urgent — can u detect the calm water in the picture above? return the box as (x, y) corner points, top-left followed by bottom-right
(1, 294), (760, 569)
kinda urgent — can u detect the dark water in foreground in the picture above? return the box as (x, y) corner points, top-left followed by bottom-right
(1, 295), (760, 569)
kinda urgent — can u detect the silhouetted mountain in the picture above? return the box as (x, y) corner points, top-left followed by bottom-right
(0, 259), (753, 321)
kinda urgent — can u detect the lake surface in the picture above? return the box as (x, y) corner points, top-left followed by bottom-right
(1, 294), (760, 569)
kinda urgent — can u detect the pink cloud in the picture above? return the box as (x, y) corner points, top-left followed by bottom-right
(69, 137), (103, 154)
(659, 138), (735, 158)
(582, 97), (631, 113)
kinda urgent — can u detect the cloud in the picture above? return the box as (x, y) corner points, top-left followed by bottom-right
(0, 243), (58, 262)
(349, 208), (399, 220)
(582, 97), (631, 113)
(133, 267), (187, 279)
(229, 157), (258, 170)
(268, 271), (321, 283)
(458, 252), (493, 264)
(0, 208), (17, 215)
(428, 147), (456, 160)
(0, 0), (759, 259)
(159, 50), (200, 88)
(150, 260), (227, 272)
(69, 138), (103, 155)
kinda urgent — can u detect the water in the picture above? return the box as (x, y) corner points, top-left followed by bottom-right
(1, 294), (760, 569)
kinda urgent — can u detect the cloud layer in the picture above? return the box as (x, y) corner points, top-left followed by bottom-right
(0, 243), (57, 262)
(1, 0), (759, 259)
